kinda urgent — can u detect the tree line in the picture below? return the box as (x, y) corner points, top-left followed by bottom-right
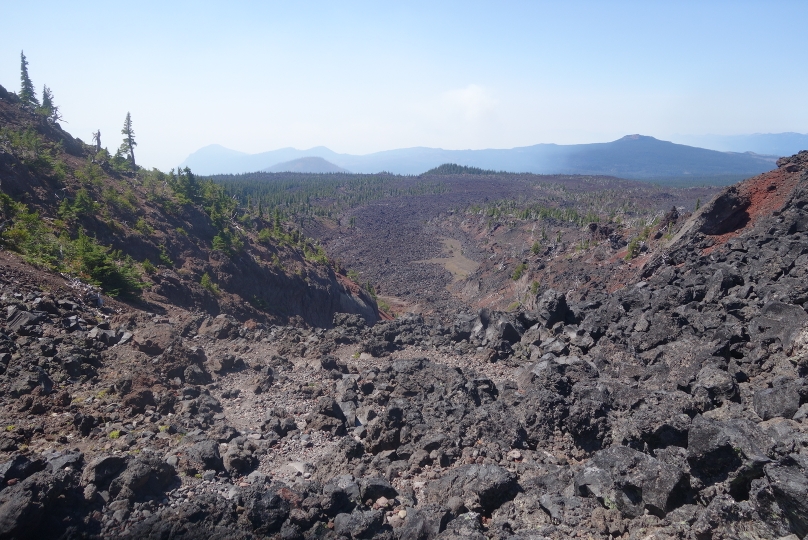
(19, 51), (137, 171)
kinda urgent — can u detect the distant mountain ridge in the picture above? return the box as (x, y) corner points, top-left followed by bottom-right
(264, 156), (348, 173)
(182, 135), (779, 180)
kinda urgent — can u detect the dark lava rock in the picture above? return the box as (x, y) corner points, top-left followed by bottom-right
(81, 455), (127, 486)
(687, 415), (774, 500)
(182, 440), (224, 474)
(754, 382), (801, 421)
(359, 476), (397, 502)
(0, 454), (45, 484)
(762, 453), (808, 537)
(334, 508), (386, 539)
(574, 445), (687, 518)
(0, 470), (67, 539)
(423, 464), (517, 514)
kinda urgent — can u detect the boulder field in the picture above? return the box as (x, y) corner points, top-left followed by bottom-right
(0, 154), (807, 538)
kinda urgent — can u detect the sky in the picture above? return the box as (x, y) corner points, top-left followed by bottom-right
(3, 1), (808, 171)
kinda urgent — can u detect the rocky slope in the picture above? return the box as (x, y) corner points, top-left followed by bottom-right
(0, 145), (806, 540)
(0, 83), (377, 328)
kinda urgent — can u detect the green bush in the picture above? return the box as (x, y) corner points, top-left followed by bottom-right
(512, 262), (528, 281)
(200, 272), (220, 294)
(625, 238), (640, 260)
(212, 229), (243, 256)
(212, 233), (229, 252)
(71, 189), (97, 217)
(257, 228), (272, 244)
(72, 232), (144, 298)
(158, 244), (173, 267)
(134, 217), (153, 235)
(0, 195), (144, 298)
(76, 160), (104, 186)
(377, 298), (391, 313)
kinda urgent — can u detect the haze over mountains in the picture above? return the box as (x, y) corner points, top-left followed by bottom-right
(264, 156), (348, 174)
(182, 135), (782, 181)
(672, 132), (808, 157)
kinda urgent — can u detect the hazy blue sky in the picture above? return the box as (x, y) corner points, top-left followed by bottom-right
(3, 1), (807, 170)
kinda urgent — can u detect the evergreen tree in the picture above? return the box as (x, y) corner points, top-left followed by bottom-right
(38, 85), (62, 123)
(40, 85), (53, 114)
(19, 51), (38, 108)
(118, 112), (137, 170)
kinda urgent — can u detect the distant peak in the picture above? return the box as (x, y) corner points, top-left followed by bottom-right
(619, 134), (657, 141)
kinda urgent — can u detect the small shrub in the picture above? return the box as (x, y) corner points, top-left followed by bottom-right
(200, 272), (220, 295)
(257, 228), (272, 244)
(134, 217), (153, 235)
(158, 244), (173, 267)
(377, 298), (391, 313)
(625, 238), (640, 260)
(512, 262), (527, 281)
(72, 189), (97, 216)
(142, 259), (155, 274)
(108, 430), (121, 439)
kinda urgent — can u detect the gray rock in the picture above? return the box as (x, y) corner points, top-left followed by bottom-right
(398, 505), (452, 540)
(754, 382), (801, 421)
(81, 455), (127, 486)
(762, 454), (808, 537)
(359, 476), (397, 502)
(0, 470), (66, 539)
(438, 512), (485, 539)
(749, 301), (808, 351)
(7, 310), (46, 333)
(687, 415), (774, 493)
(535, 289), (570, 328)
(182, 440), (223, 473)
(334, 509), (385, 539)
(323, 475), (361, 516)
(693, 366), (738, 409)
(183, 364), (210, 385)
(44, 450), (83, 472)
(574, 445), (687, 518)
(424, 464), (517, 514)
(0, 455), (45, 483)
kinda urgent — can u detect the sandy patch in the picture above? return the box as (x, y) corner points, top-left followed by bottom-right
(415, 238), (479, 282)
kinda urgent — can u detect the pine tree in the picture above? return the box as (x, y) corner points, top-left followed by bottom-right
(38, 85), (62, 122)
(40, 85), (53, 114)
(118, 112), (137, 170)
(19, 51), (38, 108)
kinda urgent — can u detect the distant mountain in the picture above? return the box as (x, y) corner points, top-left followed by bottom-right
(263, 157), (348, 173)
(672, 132), (808, 157)
(182, 135), (778, 180)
